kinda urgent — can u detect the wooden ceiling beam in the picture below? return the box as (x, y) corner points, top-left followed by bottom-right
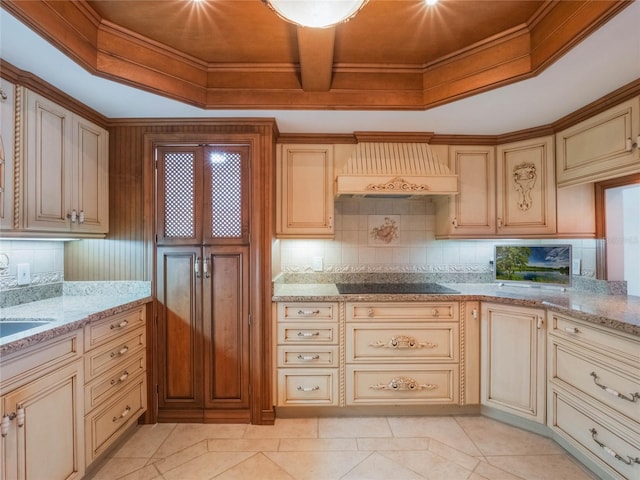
(296, 26), (336, 92)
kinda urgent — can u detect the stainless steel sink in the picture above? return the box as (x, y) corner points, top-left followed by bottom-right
(0, 320), (53, 338)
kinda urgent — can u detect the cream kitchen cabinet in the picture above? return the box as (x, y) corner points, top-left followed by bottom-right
(0, 331), (85, 480)
(21, 88), (108, 235)
(548, 312), (640, 480)
(556, 96), (640, 187)
(481, 303), (546, 424)
(0, 79), (15, 232)
(276, 144), (334, 238)
(275, 302), (340, 406)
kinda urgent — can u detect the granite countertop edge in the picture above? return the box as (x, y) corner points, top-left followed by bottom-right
(1, 295), (153, 356)
(272, 284), (640, 337)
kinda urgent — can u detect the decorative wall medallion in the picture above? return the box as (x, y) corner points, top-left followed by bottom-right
(369, 376), (438, 391)
(368, 215), (400, 246)
(369, 335), (438, 349)
(513, 162), (537, 211)
(366, 177), (430, 192)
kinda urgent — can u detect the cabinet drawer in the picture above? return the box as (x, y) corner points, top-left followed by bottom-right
(277, 322), (338, 344)
(347, 322), (458, 363)
(346, 365), (459, 405)
(277, 346), (339, 368)
(551, 314), (640, 363)
(85, 375), (146, 464)
(277, 303), (338, 321)
(84, 306), (145, 351)
(551, 387), (640, 480)
(84, 327), (145, 382)
(347, 302), (458, 321)
(84, 351), (146, 412)
(550, 340), (640, 424)
(277, 369), (338, 406)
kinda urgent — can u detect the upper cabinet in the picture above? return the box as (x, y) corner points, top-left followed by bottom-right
(276, 144), (334, 238)
(556, 96), (640, 187)
(0, 79), (15, 232)
(22, 89), (109, 235)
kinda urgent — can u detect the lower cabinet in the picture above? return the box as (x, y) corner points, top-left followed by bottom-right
(1, 332), (85, 480)
(481, 303), (546, 423)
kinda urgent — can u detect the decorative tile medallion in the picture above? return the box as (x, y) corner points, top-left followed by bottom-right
(368, 215), (401, 246)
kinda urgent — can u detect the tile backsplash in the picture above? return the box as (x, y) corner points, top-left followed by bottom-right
(280, 197), (597, 278)
(0, 240), (65, 290)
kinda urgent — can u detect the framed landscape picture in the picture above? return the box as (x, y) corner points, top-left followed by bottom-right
(494, 245), (572, 287)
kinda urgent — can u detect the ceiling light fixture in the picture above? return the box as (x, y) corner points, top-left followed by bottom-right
(263, 0), (369, 28)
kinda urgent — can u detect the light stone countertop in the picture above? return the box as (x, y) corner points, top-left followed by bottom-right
(272, 283), (640, 337)
(1, 288), (152, 355)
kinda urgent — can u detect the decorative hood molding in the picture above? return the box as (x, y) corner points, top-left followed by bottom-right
(335, 142), (458, 197)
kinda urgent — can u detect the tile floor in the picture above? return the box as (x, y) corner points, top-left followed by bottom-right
(88, 416), (597, 480)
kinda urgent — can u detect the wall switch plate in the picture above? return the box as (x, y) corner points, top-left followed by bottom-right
(312, 256), (323, 272)
(572, 259), (581, 275)
(17, 263), (31, 285)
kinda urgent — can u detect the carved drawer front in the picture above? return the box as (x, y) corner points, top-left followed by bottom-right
(551, 387), (640, 480)
(277, 369), (339, 406)
(84, 327), (146, 382)
(277, 322), (338, 345)
(84, 351), (146, 412)
(550, 340), (640, 425)
(551, 314), (640, 363)
(84, 306), (145, 351)
(347, 322), (459, 363)
(347, 302), (458, 322)
(346, 365), (459, 405)
(85, 375), (146, 463)
(277, 346), (339, 368)
(277, 303), (338, 321)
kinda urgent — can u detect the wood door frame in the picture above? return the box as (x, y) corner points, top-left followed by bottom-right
(143, 130), (276, 425)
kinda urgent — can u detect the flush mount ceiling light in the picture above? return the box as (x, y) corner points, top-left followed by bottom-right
(263, 0), (369, 28)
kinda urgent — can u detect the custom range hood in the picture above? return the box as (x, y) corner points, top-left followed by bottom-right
(335, 142), (458, 198)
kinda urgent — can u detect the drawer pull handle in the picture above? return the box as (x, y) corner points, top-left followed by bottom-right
(590, 372), (640, 402)
(297, 354), (321, 361)
(110, 346), (129, 358)
(370, 335), (438, 350)
(297, 331), (320, 338)
(563, 326), (579, 334)
(110, 319), (129, 330)
(112, 405), (132, 422)
(590, 428), (640, 465)
(370, 376), (439, 392)
(111, 371), (130, 385)
(297, 309), (320, 316)
(297, 385), (320, 392)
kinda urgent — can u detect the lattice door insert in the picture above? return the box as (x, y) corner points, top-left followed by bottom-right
(209, 151), (243, 238)
(163, 152), (196, 238)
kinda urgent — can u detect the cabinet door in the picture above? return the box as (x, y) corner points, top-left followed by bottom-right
(71, 116), (108, 233)
(1, 361), (84, 480)
(202, 245), (250, 411)
(481, 303), (546, 423)
(496, 136), (556, 235)
(24, 89), (73, 231)
(277, 144), (334, 238)
(436, 145), (496, 237)
(0, 79), (15, 232)
(156, 246), (204, 414)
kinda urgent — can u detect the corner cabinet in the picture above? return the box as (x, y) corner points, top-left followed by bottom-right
(481, 303), (546, 424)
(276, 144), (334, 238)
(19, 88), (109, 235)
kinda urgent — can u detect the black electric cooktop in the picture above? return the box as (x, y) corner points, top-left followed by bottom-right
(334, 283), (460, 295)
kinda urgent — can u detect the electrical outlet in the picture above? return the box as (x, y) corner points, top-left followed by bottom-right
(17, 263), (31, 285)
(572, 259), (581, 275)
(311, 256), (323, 272)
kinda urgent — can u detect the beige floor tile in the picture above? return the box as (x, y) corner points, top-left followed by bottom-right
(428, 439), (481, 471)
(485, 455), (598, 480)
(153, 424), (247, 458)
(341, 451), (426, 480)
(356, 437), (430, 451)
(162, 451), (254, 480)
(151, 440), (209, 474)
(318, 416), (392, 438)
(387, 416), (483, 456)
(278, 438), (358, 451)
(379, 450), (475, 480)
(212, 453), (295, 480)
(208, 438), (280, 452)
(472, 459), (527, 480)
(455, 416), (563, 456)
(117, 464), (165, 480)
(468, 474), (491, 480)
(244, 417), (318, 439)
(111, 423), (176, 458)
(263, 450), (370, 480)
(87, 458), (150, 480)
